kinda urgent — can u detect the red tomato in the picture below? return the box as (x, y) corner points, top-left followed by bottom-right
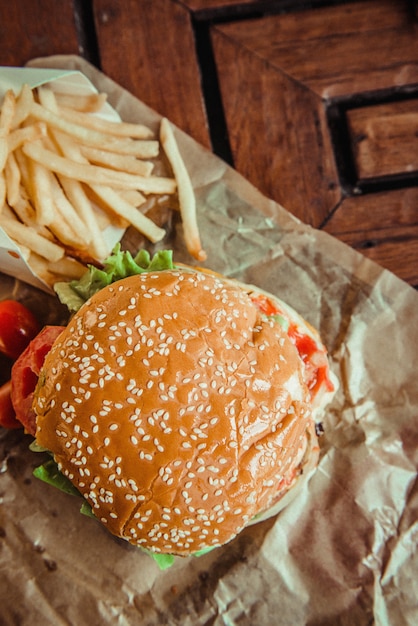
(0, 300), (41, 360)
(0, 380), (22, 429)
(11, 325), (65, 435)
(251, 295), (334, 399)
(288, 324), (334, 396)
(250, 294), (280, 316)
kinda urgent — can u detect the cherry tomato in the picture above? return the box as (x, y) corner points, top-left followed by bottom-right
(0, 300), (41, 360)
(0, 380), (22, 429)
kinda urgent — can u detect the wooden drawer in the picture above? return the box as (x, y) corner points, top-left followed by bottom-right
(347, 99), (418, 182)
(211, 0), (418, 285)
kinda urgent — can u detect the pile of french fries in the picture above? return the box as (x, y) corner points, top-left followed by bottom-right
(0, 82), (205, 286)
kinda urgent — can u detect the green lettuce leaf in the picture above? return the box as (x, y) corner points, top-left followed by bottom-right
(80, 501), (96, 518)
(29, 440), (50, 453)
(33, 458), (94, 518)
(143, 545), (215, 570)
(270, 313), (289, 332)
(193, 546), (216, 557)
(33, 458), (82, 498)
(145, 552), (175, 570)
(54, 244), (174, 313)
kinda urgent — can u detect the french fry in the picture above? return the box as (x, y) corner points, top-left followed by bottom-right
(0, 138), (7, 174)
(25, 252), (54, 284)
(57, 103), (155, 139)
(160, 118), (206, 261)
(46, 127), (113, 257)
(5, 152), (21, 206)
(7, 123), (47, 153)
(118, 189), (146, 207)
(30, 101), (159, 157)
(0, 90), (16, 172)
(22, 140), (176, 193)
(90, 185), (166, 243)
(57, 175), (109, 260)
(49, 128), (162, 243)
(29, 252), (86, 284)
(53, 91), (107, 113)
(48, 255), (86, 279)
(26, 146), (55, 225)
(1, 213), (64, 262)
(100, 139), (160, 159)
(13, 148), (32, 195)
(49, 172), (91, 245)
(36, 85), (152, 140)
(88, 201), (117, 230)
(15, 242), (31, 261)
(80, 145), (154, 177)
(10, 192), (37, 226)
(48, 213), (88, 249)
(0, 171), (5, 211)
(12, 84), (34, 129)
(2, 203), (17, 220)
(35, 84), (58, 112)
(8, 192), (50, 236)
(7, 186), (56, 243)
(0, 90), (16, 134)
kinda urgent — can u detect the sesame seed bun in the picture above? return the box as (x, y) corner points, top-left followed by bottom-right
(33, 267), (332, 556)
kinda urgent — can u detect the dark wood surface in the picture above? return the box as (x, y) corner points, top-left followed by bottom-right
(347, 100), (418, 180)
(1, 0), (417, 286)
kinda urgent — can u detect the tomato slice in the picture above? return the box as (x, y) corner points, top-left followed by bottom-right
(251, 293), (334, 399)
(0, 300), (41, 360)
(0, 380), (22, 429)
(11, 325), (65, 436)
(288, 324), (334, 396)
(250, 293), (280, 316)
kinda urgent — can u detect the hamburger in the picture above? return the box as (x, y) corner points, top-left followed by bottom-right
(11, 247), (336, 563)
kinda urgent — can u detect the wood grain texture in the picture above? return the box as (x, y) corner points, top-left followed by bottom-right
(92, 0), (210, 148)
(211, 24), (341, 226)
(359, 238), (418, 285)
(180, 0), (266, 7)
(212, 0), (418, 285)
(179, 0), (262, 10)
(178, 0), (285, 20)
(347, 100), (418, 180)
(178, 0), (352, 18)
(324, 188), (418, 284)
(0, 0), (80, 66)
(212, 1), (418, 98)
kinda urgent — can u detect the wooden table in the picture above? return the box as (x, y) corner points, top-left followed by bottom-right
(1, 0), (417, 287)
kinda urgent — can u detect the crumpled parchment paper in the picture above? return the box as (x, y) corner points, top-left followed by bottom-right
(0, 56), (417, 626)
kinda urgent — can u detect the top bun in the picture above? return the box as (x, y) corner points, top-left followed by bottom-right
(34, 268), (316, 556)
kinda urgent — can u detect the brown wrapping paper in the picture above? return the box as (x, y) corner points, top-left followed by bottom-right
(0, 56), (417, 626)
